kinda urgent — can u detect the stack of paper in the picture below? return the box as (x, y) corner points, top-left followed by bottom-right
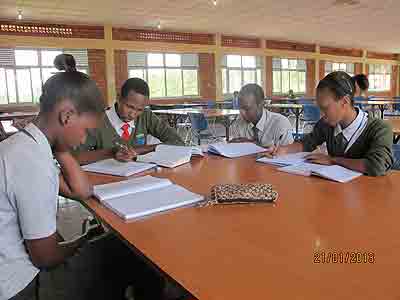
(82, 159), (156, 177)
(137, 144), (202, 168)
(208, 142), (265, 158)
(94, 175), (204, 220)
(256, 152), (310, 166)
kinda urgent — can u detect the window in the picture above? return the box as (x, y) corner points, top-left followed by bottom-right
(272, 58), (306, 95)
(325, 62), (354, 76)
(128, 52), (199, 98)
(221, 55), (263, 95)
(0, 48), (88, 105)
(368, 64), (392, 91)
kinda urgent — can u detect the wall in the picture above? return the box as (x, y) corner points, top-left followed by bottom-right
(0, 20), (399, 107)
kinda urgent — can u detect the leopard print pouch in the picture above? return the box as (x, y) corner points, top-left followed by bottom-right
(203, 183), (278, 206)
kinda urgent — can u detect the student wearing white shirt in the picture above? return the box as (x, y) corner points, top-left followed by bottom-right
(230, 83), (294, 147)
(0, 61), (164, 300)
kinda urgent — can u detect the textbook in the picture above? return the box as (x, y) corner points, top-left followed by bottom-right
(278, 163), (362, 183)
(208, 142), (265, 158)
(137, 144), (202, 168)
(93, 175), (204, 220)
(82, 158), (156, 177)
(256, 152), (311, 166)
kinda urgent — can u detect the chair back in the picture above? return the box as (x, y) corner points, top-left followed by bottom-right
(393, 144), (400, 170)
(302, 103), (320, 122)
(188, 113), (208, 132)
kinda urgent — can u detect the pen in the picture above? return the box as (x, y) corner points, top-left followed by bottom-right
(114, 141), (130, 152)
(272, 134), (284, 158)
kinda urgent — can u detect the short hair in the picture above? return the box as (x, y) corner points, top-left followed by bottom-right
(54, 54), (77, 72)
(317, 71), (355, 104)
(40, 71), (105, 115)
(352, 74), (369, 91)
(239, 84), (265, 105)
(121, 78), (150, 98)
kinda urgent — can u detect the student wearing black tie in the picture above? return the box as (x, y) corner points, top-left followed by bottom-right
(266, 71), (393, 176)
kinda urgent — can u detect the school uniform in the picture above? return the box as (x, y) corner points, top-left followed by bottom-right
(230, 108), (294, 147)
(0, 123), (164, 300)
(79, 104), (184, 152)
(302, 108), (393, 176)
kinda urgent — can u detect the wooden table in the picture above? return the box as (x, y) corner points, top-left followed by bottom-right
(354, 100), (400, 119)
(84, 155), (400, 300)
(0, 111), (38, 121)
(266, 103), (304, 139)
(150, 103), (208, 110)
(153, 109), (240, 141)
(385, 118), (400, 143)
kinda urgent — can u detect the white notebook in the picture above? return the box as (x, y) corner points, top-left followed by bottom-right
(137, 144), (201, 168)
(278, 163), (362, 183)
(94, 175), (204, 220)
(208, 142), (265, 158)
(256, 152), (311, 166)
(82, 159), (156, 177)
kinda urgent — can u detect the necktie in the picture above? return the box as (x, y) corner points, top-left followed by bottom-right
(252, 126), (260, 145)
(334, 132), (348, 156)
(121, 123), (130, 141)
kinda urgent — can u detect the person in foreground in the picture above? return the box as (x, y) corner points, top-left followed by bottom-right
(75, 77), (184, 165)
(0, 68), (164, 299)
(265, 71), (393, 176)
(230, 83), (294, 147)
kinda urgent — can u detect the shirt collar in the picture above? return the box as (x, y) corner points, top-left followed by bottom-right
(251, 108), (267, 132)
(106, 103), (135, 131)
(334, 108), (367, 141)
(24, 123), (53, 160)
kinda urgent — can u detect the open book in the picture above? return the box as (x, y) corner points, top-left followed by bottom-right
(256, 152), (311, 166)
(278, 163), (362, 183)
(208, 142), (265, 158)
(93, 175), (203, 220)
(137, 144), (202, 168)
(82, 159), (156, 177)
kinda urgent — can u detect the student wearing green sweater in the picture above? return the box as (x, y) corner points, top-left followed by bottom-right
(266, 71), (393, 176)
(75, 78), (184, 164)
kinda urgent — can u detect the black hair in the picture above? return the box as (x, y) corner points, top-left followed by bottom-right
(121, 78), (150, 98)
(352, 74), (369, 91)
(40, 72), (105, 115)
(317, 71), (355, 104)
(54, 54), (77, 72)
(239, 84), (265, 105)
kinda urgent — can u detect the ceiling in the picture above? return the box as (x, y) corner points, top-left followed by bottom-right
(1, 0), (400, 53)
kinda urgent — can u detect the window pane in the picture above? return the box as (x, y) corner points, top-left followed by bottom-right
(272, 58), (281, 69)
(273, 71), (281, 93)
(243, 70), (256, 85)
(42, 68), (58, 83)
(325, 62), (332, 73)
(340, 63), (346, 71)
(281, 70), (290, 94)
(289, 59), (297, 69)
(148, 68), (165, 97)
(129, 69), (145, 80)
(148, 53), (164, 67)
(281, 59), (289, 69)
(385, 75), (391, 90)
(183, 69), (198, 96)
(0, 68), (7, 104)
(222, 68), (227, 94)
(256, 69), (262, 86)
(242, 56), (256, 68)
(6, 70), (17, 103)
(289, 71), (299, 93)
(15, 50), (39, 66)
(41, 50), (62, 66)
(165, 54), (181, 67)
(31, 68), (42, 103)
(228, 70), (242, 93)
(166, 69), (183, 97)
(16, 69), (33, 103)
(227, 55), (241, 68)
(299, 72), (306, 93)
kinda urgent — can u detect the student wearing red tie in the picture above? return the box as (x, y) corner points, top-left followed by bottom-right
(75, 78), (184, 164)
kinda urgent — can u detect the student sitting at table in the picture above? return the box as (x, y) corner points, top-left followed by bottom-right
(75, 77), (184, 164)
(266, 71), (393, 176)
(0, 69), (165, 300)
(352, 74), (369, 98)
(230, 83), (294, 147)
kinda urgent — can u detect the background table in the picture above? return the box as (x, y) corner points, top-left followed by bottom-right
(354, 100), (400, 119)
(84, 155), (400, 300)
(0, 111), (38, 121)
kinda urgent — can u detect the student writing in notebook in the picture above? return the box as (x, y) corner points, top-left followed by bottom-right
(75, 78), (184, 165)
(265, 71), (393, 176)
(0, 67), (164, 300)
(230, 83), (294, 147)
